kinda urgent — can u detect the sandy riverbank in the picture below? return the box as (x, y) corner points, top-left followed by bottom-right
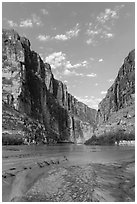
(2, 148), (135, 202)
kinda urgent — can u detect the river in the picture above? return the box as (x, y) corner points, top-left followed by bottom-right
(2, 144), (135, 170)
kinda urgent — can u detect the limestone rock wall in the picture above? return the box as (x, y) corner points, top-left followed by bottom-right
(2, 29), (96, 143)
(95, 49), (135, 136)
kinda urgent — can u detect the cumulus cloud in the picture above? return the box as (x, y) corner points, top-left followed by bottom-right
(76, 96), (102, 109)
(37, 35), (50, 41)
(46, 52), (66, 69)
(63, 69), (72, 75)
(45, 52), (88, 71)
(66, 62), (81, 69)
(86, 4), (124, 45)
(86, 73), (97, 78)
(41, 9), (49, 15)
(108, 78), (114, 83)
(63, 69), (83, 77)
(63, 80), (68, 84)
(101, 32), (114, 39)
(37, 23), (80, 42)
(20, 19), (33, 27)
(66, 23), (80, 37)
(86, 38), (97, 46)
(32, 14), (43, 26)
(7, 20), (18, 27)
(19, 14), (42, 28)
(98, 58), (103, 62)
(105, 33), (113, 38)
(54, 23), (80, 41)
(45, 52), (92, 79)
(101, 91), (107, 95)
(97, 8), (119, 24)
(82, 60), (88, 67)
(54, 34), (68, 41)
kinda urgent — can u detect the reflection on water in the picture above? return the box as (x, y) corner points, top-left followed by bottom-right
(3, 144), (135, 165)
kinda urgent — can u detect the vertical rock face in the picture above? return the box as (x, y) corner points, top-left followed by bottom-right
(2, 29), (24, 108)
(95, 49), (135, 136)
(2, 29), (96, 143)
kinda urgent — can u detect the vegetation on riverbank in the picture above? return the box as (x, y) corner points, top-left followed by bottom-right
(84, 130), (135, 145)
(2, 134), (24, 145)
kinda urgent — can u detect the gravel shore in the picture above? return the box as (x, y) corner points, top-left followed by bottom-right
(2, 151), (135, 202)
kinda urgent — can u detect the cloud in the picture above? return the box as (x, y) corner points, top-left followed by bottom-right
(86, 38), (98, 46)
(101, 91), (107, 95)
(37, 23), (80, 41)
(95, 83), (98, 86)
(86, 73), (97, 78)
(7, 20), (18, 27)
(54, 34), (68, 41)
(41, 9), (49, 15)
(98, 58), (103, 62)
(82, 60), (88, 67)
(86, 4), (124, 45)
(60, 69), (83, 77)
(45, 52), (88, 71)
(63, 69), (82, 76)
(97, 8), (119, 24)
(19, 14), (42, 28)
(3, 18), (18, 27)
(108, 78), (114, 83)
(66, 62), (81, 69)
(45, 52), (66, 69)
(45, 52), (91, 79)
(76, 96), (102, 109)
(87, 29), (101, 36)
(20, 19), (33, 27)
(63, 80), (68, 84)
(101, 32), (114, 39)
(107, 33), (113, 38)
(63, 69), (73, 76)
(66, 23), (80, 37)
(54, 23), (80, 41)
(97, 5), (125, 25)
(37, 35), (50, 41)
(32, 14), (43, 26)
(37, 23), (80, 42)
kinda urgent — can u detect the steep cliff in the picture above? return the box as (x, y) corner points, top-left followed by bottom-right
(95, 49), (135, 137)
(2, 29), (96, 144)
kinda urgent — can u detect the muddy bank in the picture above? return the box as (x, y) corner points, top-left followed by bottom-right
(2, 153), (135, 202)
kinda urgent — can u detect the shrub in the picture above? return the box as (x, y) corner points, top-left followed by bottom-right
(84, 130), (135, 145)
(2, 134), (23, 145)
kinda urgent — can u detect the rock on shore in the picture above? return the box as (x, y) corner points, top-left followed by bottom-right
(2, 156), (135, 202)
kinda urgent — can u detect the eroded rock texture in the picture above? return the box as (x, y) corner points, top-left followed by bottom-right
(95, 49), (135, 136)
(2, 29), (96, 143)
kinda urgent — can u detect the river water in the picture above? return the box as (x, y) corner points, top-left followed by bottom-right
(3, 144), (135, 167)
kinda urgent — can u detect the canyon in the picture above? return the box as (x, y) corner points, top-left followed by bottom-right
(2, 29), (135, 144)
(2, 29), (96, 144)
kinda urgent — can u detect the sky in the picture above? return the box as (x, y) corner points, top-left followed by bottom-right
(2, 2), (135, 110)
